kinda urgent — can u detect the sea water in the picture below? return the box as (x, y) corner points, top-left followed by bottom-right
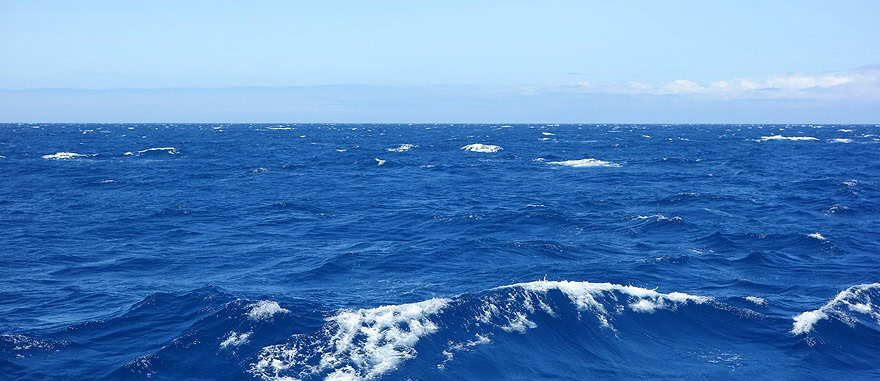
(1, 123), (879, 380)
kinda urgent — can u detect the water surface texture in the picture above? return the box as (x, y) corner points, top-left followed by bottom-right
(1, 124), (879, 380)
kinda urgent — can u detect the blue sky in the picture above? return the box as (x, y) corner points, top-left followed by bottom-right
(1, 1), (879, 122)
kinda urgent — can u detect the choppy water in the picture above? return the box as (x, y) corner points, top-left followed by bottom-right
(1, 123), (879, 380)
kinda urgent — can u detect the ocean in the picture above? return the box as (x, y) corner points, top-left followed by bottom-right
(1, 123), (878, 380)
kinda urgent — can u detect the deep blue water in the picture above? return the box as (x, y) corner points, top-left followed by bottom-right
(1, 123), (879, 380)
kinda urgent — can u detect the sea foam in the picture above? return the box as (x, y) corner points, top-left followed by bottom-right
(758, 135), (818, 141)
(247, 300), (289, 321)
(386, 144), (417, 152)
(792, 283), (880, 335)
(41, 152), (93, 160)
(546, 158), (621, 168)
(124, 147), (179, 156)
(251, 298), (450, 381)
(460, 144), (503, 153)
(251, 280), (712, 380)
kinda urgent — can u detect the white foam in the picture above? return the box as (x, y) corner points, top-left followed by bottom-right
(843, 180), (858, 187)
(247, 301), (289, 321)
(807, 232), (826, 240)
(500, 312), (538, 333)
(375, 158), (386, 166)
(386, 144), (417, 152)
(460, 144), (503, 153)
(745, 296), (767, 306)
(266, 126), (295, 130)
(250, 281), (714, 379)
(830, 138), (853, 143)
(792, 283), (880, 335)
(541, 132), (555, 136)
(438, 334), (492, 369)
(124, 147), (178, 156)
(546, 158), (621, 168)
(838, 129), (853, 132)
(41, 152), (93, 160)
(220, 331), (251, 349)
(498, 280), (710, 329)
(251, 298), (450, 381)
(633, 214), (681, 222)
(757, 135), (818, 141)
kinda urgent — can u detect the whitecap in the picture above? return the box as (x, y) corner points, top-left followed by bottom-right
(247, 300), (289, 321)
(498, 280), (710, 328)
(124, 147), (178, 156)
(792, 283), (880, 335)
(386, 144), (417, 152)
(830, 138), (853, 143)
(541, 132), (555, 136)
(838, 129), (853, 132)
(757, 135), (818, 141)
(220, 331), (251, 349)
(250, 281), (711, 380)
(41, 152), (93, 160)
(807, 232), (826, 240)
(633, 214), (682, 222)
(546, 158), (621, 168)
(251, 298), (450, 381)
(745, 296), (767, 306)
(375, 158), (386, 166)
(460, 144), (503, 153)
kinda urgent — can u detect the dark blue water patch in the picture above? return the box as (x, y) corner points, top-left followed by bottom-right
(1, 123), (880, 379)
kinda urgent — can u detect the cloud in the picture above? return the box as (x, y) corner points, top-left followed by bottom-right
(568, 65), (880, 100)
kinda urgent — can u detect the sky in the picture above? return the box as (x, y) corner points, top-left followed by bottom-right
(1, 0), (879, 122)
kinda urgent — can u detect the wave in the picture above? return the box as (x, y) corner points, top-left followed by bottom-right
(757, 135), (819, 141)
(7, 280), (880, 380)
(250, 280), (711, 380)
(792, 283), (880, 335)
(460, 144), (502, 153)
(830, 138), (853, 143)
(545, 158), (621, 168)
(41, 152), (94, 160)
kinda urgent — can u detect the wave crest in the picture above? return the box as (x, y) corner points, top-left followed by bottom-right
(792, 283), (880, 335)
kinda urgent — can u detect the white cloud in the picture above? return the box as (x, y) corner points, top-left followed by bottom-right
(563, 65), (880, 100)
(663, 79), (704, 94)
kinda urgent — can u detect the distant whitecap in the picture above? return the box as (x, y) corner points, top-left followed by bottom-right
(546, 158), (621, 168)
(758, 135), (818, 141)
(386, 144), (417, 152)
(745, 296), (768, 306)
(461, 144), (503, 153)
(375, 158), (386, 166)
(41, 152), (93, 160)
(124, 147), (178, 156)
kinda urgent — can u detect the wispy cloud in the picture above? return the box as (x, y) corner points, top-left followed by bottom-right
(565, 65), (880, 100)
